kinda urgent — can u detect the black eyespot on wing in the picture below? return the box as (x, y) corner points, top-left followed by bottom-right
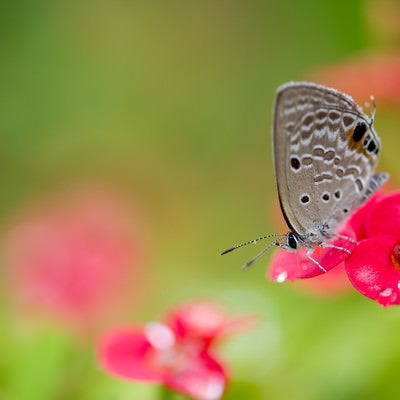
(363, 135), (370, 146)
(300, 194), (310, 204)
(322, 193), (330, 202)
(290, 157), (301, 170)
(353, 122), (367, 142)
(367, 141), (376, 153)
(334, 190), (342, 199)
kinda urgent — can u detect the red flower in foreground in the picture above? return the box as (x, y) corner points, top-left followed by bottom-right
(98, 301), (250, 400)
(2, 186), (144, 331)
(345, 192), (400, 306)
(268, 190), (400, 307)
(268, 225), (357, 282)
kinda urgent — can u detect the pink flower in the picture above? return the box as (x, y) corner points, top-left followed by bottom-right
(310, 54), (400, 105)
(165, 300), (252, 348)
(268, 224), (357, 282)
(97, 301), (249, 400)
(345, 192), (400, 306)
(268, 190), (400, 307)
(2, 186), (145, 331)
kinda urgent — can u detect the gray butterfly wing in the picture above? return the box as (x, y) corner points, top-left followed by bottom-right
(273, 81), (385, 241)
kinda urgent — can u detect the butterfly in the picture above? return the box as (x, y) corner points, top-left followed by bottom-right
(222, 81), (388, 271)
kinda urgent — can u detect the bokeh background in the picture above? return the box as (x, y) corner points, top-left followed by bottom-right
(0, 1), (399, 399)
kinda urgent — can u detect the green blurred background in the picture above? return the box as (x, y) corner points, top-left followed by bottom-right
(0, 1), (399, 399)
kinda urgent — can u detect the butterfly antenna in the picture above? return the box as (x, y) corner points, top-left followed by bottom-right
(365, 95), (377, 125)
(242, 241), (280, 270)
(221, 233), (284, 255)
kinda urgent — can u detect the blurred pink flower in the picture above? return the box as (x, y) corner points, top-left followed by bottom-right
(98, 300), (251, 400)
(2, 186), (145, 331)
(310, 53), (400, 105)
(165, 300), (253, 348)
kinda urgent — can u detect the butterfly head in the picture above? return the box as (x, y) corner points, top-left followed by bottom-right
(279, 231), (299, 251)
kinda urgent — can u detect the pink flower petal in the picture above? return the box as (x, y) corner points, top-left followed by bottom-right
(165, 301), (252, 347)
(97, 326), (164, 382)
(364, 191), (400, 239)
(346, 191), (385, 240)
(97, 324), (228, 400)
(166, 301), (227, 342)
(268, 226), (356, 280)
(345, 238), (400, 307)
(268, 248), (303, 282)
(165, 351), (227, 400)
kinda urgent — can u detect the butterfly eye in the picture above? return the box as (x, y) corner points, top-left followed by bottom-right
(287, 233), (298, 249)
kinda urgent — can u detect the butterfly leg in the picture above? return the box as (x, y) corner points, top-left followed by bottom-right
(319, 242), (352, 255)
(305, 248), (327, 273)
(331, 233), (357, 244)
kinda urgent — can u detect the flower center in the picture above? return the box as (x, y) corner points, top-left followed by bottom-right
(391, 244), (400, 271)
(145, 322), (202, 375)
